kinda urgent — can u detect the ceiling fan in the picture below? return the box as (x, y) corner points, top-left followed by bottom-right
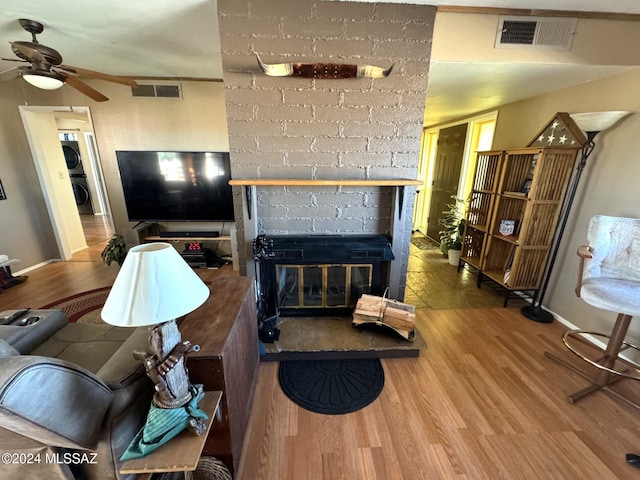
(0, 18), (137, 102)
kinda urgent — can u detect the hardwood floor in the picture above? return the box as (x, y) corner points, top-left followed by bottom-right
(80, 213), (115, 246)
(0, 240), (236, 310)
(238, 306), (640, 479)
(1, 236), (639, 479)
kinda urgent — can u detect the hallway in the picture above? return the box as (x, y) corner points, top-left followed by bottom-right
(80, 214), (114, 246)
(405, 233), (529, 310)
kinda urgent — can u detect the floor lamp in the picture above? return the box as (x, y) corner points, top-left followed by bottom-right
(521, 110), (630, 323)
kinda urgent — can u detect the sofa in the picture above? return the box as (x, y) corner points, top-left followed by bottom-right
(0, 309), (153, 480)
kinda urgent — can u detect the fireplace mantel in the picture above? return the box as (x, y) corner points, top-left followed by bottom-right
(229, 178), (422, 187)
(230, 178), (422, 220)
(231, 178), (421, 300)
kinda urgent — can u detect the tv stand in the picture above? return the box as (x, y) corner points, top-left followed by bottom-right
(159, 231), (220, 238)
(144, 235), (231, 242)
(123, 222), (159, 247)
(123, 222), (237, 270)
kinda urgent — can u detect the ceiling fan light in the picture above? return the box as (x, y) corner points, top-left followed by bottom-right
(22, 73), (64, 90)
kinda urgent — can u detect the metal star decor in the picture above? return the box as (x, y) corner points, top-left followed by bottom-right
(528, 112), (588, 148)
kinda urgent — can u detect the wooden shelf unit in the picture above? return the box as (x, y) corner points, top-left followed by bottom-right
(461, 147), (579, 303)
(461, 150), (503, 271)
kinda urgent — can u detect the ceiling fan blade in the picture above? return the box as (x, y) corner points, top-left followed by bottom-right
(10, 41), (45, 63)
(0, 66), (20, 82)
(64, 75), (109, 102)
(1, 57), (27, 63)
(58, 64), (137, 87)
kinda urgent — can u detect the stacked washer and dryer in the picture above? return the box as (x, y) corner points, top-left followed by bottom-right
(62, 140), (94, 215)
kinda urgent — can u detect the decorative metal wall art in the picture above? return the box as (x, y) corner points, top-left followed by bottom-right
(255, 53), (393, 79)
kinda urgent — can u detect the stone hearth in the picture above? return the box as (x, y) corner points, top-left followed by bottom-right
(260, 316), (427, 361)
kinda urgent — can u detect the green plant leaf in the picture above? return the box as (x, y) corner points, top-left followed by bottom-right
(101, 234), (127, 266)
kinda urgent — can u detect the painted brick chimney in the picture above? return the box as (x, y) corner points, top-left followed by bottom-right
(218, 0), (435, 299)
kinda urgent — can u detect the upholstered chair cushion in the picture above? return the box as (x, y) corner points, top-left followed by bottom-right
(581, 277), (640, 316)
(0, 356), (112, 450)
(580, 215), (640, 315)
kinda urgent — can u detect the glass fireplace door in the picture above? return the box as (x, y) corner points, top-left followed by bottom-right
(276, 264), (372, 310)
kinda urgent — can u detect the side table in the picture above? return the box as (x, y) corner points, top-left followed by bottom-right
(120, 391), (223, 480)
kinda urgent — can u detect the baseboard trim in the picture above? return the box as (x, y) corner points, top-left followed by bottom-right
(13, 259), (57, 277)
(544, 305), (616, 357)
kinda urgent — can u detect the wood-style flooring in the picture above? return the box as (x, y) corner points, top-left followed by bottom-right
(80, 213), (115, 246)
(1, 234), (639, 479)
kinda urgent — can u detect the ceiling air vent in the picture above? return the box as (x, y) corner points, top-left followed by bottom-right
(131, 84), (182, 98)
(495, 16), (577, 50)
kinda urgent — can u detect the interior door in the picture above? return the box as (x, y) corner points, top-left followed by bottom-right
(426, 123), (468, 242)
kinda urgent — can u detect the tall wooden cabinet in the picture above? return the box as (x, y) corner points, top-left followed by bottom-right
(461, 147), (579, 302)
(461, 150), (503, 271)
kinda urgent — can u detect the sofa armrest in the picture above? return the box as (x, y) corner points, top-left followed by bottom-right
(0, 356), (112, 450)
(0, 309), (68, 354)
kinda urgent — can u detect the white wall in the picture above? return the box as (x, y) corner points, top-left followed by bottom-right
(20, 109), (87, 258)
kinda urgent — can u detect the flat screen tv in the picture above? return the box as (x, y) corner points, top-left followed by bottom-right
(116, 150), (234, 222)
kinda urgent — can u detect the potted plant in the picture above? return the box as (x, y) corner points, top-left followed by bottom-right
(438, 197), (466, 266)
(101, 234), (127, 267)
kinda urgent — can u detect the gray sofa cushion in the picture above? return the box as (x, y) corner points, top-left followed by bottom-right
(96, 327), (149, 389)
(0, 429), (74, 480)
(0, 356), (112, 450)
(30, 323), (133, 374)
(0, 339), (18, 357)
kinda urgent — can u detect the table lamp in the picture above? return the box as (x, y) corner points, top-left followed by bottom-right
(101, 242), (210, 458)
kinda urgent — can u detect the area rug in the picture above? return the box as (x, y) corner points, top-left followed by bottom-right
(278, 358), (384, 415)
(40, 286), (111, 324)
(410, 235), (439, 250)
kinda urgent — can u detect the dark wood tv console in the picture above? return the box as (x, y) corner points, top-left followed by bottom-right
(180, 276), (259, 476)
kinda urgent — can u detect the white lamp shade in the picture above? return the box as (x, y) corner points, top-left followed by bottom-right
(569, 111), (630, 133)
(22, 74), (65, 90)
(101, 243), (210, 327)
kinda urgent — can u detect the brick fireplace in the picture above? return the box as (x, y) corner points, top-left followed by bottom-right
(218, 0), (435, 302)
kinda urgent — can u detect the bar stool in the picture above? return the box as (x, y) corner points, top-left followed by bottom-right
(545, 215), (640, 409)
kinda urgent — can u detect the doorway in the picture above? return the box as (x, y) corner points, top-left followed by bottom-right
(414, 112), (497, 242)
(426, 123), (468, 241)
(19, 106), (114, 259)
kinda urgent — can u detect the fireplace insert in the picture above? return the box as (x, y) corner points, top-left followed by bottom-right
(253, 234), (394, 341)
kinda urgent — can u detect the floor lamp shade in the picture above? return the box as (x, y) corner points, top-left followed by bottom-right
(569, 111), (630, 134)
(101, 243), (210, 327)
